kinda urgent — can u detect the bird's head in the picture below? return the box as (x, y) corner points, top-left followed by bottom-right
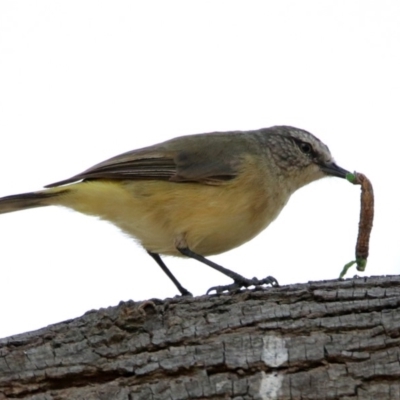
(264, 126), (350, 191)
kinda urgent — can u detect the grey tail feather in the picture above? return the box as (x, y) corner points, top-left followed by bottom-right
(0, 190), (69, 215)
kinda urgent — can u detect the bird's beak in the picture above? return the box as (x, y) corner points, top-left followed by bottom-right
(320, 162), (350, 178)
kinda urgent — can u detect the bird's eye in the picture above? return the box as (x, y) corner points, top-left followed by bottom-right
(299, 142), (313, 155)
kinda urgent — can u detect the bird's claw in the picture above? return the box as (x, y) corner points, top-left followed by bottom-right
(206, 275), (279, 295)
(181, 288), (193, 297)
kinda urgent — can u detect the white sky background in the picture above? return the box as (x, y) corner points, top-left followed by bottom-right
(0, 1), (399, 338)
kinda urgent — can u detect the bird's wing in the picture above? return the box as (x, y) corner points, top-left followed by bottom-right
(45, 132), (245, 188)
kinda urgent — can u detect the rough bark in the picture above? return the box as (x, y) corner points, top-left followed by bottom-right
(1, 276), (400, 400)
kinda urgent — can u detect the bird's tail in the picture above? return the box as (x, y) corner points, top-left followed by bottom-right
(0, 189), (69, 215)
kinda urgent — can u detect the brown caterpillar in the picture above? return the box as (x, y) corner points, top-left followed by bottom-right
(339, 172), (374, 278)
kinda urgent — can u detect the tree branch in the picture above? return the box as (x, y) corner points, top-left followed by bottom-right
(1, 276), (400, 399)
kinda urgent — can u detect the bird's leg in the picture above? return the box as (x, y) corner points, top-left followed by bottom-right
(147, 251), (192, 296)
(177, 247), (279, 294)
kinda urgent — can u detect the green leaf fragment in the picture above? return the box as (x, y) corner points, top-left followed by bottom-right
(356, 258), (367, 272)
(339, 260), (356, 279)
(346, 173), (357, 184)
(339, 258), (367, 279)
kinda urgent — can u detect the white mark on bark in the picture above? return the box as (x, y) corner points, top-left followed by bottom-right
(262, 335), (288, 367)
(259, 371), (283, 400)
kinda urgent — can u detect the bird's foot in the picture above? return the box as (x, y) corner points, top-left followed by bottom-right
(206, 275), (279, 295)
(180, 288), (193, 297)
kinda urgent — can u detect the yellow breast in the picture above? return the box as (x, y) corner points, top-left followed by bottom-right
(55, 161), (291, 257)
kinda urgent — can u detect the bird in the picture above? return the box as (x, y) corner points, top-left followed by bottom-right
(0, 126), (349, 295)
